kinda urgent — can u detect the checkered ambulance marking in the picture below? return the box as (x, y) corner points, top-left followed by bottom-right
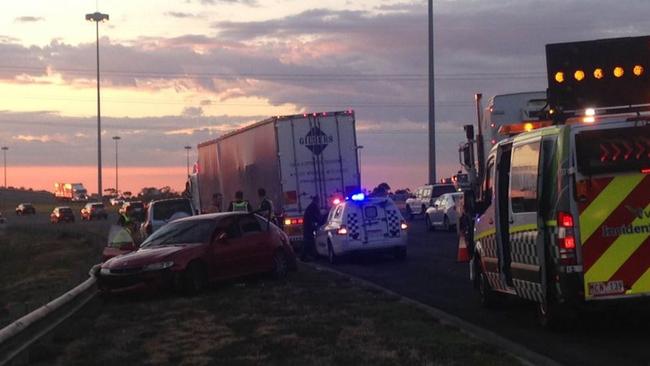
(510, 229), (540, 266)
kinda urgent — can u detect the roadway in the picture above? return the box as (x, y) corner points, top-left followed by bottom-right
(317, 216), (650, 366)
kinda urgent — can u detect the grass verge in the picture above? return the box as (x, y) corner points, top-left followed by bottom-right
(0, 224), (106, 328)
(39, 266), (520, 366)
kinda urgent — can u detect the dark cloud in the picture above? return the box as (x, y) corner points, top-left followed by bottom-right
(14, 16), (44, 23)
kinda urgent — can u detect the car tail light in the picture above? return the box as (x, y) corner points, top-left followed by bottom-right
(557, 211), (577, 265)
(337, 226), (348, 235)
(400, 221), (408, 230)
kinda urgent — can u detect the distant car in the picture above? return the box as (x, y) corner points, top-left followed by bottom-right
(119, 201), (145, 221)
(109, 197), (124, 206)
(50, 207), (75, 223)
(97, 212), (296, 294)
(140, 198), (194, 238)
(81, 202), (108, 221)
(404, 184), (456, 220)
(425, 192), (463, 232)
(15, 203), (36, 215)
(316, 194), (408, 264)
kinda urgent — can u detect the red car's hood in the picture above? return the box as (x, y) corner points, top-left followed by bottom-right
(102, 245), (192, 269)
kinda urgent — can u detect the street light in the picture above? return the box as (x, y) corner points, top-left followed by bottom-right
(1, 146), (8, 188)
(86, 11), (109, 199)
(112, 136), (121, 196)
(184, 145), (192, 177)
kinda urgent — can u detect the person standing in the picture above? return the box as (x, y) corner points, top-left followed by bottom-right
(211, 192), (223, 213)
(258, 188), (276, 223)
(228, 191), (252, 212)
(301, 195), (322, 261)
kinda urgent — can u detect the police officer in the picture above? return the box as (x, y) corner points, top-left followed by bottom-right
(258, 188), (275, 222)
(228, 191), (252, 212)
(301, 195), (322, 261)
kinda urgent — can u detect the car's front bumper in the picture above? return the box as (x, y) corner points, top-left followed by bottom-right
(97, 268), (177, 294)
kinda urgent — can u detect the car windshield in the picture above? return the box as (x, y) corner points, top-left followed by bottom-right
(92, 204), (104, 209)
(60, 208), (72, 213)
(153, 200), (193, 221)
(141, 219), (216, 247)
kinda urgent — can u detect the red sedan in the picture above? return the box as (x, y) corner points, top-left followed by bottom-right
(97, 212), (297, 294)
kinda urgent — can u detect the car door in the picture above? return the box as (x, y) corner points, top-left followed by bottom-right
(429, 197), (443, 225)
(234, 215), (270, 274)
(210, 216), (252, 279)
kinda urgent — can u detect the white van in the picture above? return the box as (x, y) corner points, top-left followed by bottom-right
(315, 194), (408, 263)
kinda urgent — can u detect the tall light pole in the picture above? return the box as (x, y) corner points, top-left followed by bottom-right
(184, 145), (192, 177)
(1, 147), (7, 188)
(428, 0), (436, 183)
(86, 11), (109, 199)
(112, 136), (120, 196)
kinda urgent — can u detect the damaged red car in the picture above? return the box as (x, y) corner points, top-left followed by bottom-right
(97, 212), (297, 294)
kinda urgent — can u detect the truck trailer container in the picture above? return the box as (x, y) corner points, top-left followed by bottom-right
(190, 110), (361, 241)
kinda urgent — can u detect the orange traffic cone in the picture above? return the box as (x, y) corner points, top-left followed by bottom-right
(457, 235), (469, 262)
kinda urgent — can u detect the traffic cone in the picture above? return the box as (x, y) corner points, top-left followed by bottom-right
(457, 235), (470, 262)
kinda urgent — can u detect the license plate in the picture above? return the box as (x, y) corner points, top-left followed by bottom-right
(588, 280), (625, 297)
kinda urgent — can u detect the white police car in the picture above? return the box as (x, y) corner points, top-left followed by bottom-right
(315, 193), (408, 264)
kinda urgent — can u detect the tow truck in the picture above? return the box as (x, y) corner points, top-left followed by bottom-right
(458, 36), (650, 328)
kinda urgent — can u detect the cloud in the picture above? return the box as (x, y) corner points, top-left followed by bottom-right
(200, 0), (257, 5)
(182, 106), (204, 117)
(164, 12), (199, 19)
(14, 16), (44, 23)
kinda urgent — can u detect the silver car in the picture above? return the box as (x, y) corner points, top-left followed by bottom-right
(425, 192), (463, 231)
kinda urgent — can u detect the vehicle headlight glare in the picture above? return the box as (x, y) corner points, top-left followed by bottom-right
(143, 261), (174, 271)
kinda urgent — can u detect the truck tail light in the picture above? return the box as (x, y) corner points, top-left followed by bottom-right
(337, 226), (348, 235)
(284, 217), (303, 226)
(557, 211), (577, 265)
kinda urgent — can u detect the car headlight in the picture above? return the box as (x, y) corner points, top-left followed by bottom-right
(143, 261), (174, 271)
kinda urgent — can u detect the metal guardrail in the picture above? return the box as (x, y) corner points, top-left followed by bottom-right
(0, 265), (99, 366)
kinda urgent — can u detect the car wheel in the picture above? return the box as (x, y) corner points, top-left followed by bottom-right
(394, 246), (407, 261)
(442, 216), (450, 232)
(272, 251), (289, 280)
(328, 242), (339, 265)
(425, 215), (434, 232)
(183, 262), (206, 295)
(405, 206), (413, 221)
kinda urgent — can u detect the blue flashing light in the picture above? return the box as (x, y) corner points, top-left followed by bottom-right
(351, 193), (365, 202)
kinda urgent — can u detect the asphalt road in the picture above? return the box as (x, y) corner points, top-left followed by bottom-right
(317, 216), (650, 366)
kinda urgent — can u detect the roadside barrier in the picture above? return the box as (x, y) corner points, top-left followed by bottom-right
(0, 265), (99, 366)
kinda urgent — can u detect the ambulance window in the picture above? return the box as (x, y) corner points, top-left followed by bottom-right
(484, 159), (495, 205)
(510, 141), (541, 213)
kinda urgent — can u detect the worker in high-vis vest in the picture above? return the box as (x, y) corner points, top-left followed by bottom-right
(228, 191), (252, 212)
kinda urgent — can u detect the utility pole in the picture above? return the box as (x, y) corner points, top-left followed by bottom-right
(1, 147), (7, 188)
(428, 0), (436, 184)
(184, 145), (192, 177)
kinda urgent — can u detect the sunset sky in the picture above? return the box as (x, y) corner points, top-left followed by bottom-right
(1, 0), (649, 194)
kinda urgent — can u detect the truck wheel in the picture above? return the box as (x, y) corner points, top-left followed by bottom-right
(328, 242), (339, 265)
(425, 216), (434, 232)
(272, 251), (289, 280)
(478, 270), (497, 308)
(183, 262), (206, 296)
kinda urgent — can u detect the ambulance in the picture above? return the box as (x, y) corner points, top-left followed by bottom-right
(461, 36), (650, 328)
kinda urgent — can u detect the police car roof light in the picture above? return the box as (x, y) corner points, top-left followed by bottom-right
(351, 193), (365, 202)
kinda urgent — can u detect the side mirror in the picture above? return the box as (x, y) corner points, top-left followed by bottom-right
(462, 144), (472, 167)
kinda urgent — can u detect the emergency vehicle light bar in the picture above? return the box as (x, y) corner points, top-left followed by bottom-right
(497, 120), (552, 136)
(546, 36), (650, 116)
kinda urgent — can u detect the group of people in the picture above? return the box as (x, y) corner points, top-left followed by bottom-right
(213, 189), (323, 261)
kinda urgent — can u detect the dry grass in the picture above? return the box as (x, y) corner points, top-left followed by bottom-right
(0, 224), (106, 327)
(39, 267), (521, 366)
